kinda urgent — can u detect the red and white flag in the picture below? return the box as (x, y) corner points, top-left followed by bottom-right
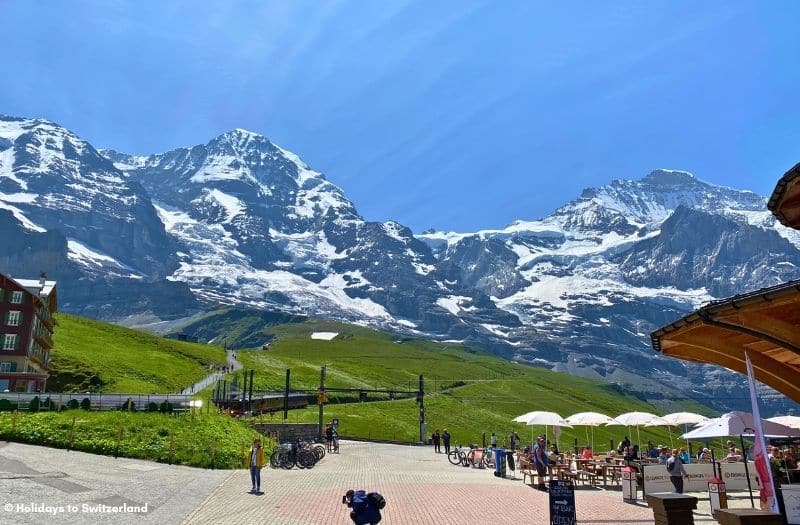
(745, 351), (778, 513)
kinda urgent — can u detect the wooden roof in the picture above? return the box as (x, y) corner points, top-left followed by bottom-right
(768, 161), (800, 228)
(651, 279), (800, 403)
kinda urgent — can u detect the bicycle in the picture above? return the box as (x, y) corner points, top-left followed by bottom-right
(448, 444), (467, 466)
(465, 445), (492, 468)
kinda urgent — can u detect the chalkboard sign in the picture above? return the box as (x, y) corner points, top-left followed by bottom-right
(549, 479), (576, 525)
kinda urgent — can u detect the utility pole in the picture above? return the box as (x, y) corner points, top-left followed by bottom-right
(418, 375), (425, 443)
(248, 369), (254, 414)
(241, 370), (248, 413)
(283, 369), (290, 420)
(318, 365), (327, 441)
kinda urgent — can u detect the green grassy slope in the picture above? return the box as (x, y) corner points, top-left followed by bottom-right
(233, 320), (714, 449)
(49, 314), (227, 393)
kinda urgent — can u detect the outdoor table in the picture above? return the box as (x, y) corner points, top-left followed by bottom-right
(645, 492), (698, 525)
(549, 463), (572, 480)
(714, 509), (783, 525)
(593, 462), (624, 487)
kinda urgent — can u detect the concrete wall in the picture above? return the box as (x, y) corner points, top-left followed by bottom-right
(253, 423), (318, 443)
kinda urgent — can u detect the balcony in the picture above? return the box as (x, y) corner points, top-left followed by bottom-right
(34, 332), (53, 350)
(28, 352), (51, 371)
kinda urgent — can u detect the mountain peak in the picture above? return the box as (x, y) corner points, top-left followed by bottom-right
(642, 169), (698, 185)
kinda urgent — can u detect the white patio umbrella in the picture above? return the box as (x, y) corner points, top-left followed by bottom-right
(611, 412), (667, 455)
(681, 411), (798, 440)
(680, 411), (798, 507)
(565, 412), (615, 452)
(513, 411), (572, 449)
(646, 412), (709, 448)
(766, 415), (800, 430)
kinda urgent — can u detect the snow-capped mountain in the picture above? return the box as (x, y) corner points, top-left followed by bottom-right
(2, 115), (797, 412)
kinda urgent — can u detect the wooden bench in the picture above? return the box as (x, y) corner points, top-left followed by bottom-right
(522, 469), (555, 486)
(521, 469), (536, 485)
(578, 469), (600, 485)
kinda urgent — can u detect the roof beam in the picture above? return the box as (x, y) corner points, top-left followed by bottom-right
(698, 311), (800, 357)
(715, 310), (800, 355)
(665, 331), (800, 403)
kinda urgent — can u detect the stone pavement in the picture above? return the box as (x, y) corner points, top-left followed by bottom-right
(0, 441), (230, 524)
(185, 441), (675, 525)
(0, 439), (764, 525)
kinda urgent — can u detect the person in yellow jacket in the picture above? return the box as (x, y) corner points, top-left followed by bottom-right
(245, 437), (266, 493)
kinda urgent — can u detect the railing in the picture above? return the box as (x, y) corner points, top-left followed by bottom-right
(0, 392), (194, 411)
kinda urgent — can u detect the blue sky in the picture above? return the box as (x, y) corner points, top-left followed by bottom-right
(1, 1), (798, 232)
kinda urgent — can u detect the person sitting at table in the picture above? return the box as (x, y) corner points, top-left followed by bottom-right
(517, 447), (533, 470)
(726, 448), (742, 462)
(658, 446), (670, 465)
(698, 448), (711, 461)
(581, 445), (593, 460)
(647, 443), (659, 459)
(679, 447), (691, 464)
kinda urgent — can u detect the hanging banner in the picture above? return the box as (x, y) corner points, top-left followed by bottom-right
(745, 352), (778, 514)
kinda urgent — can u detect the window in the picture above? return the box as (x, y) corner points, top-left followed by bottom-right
(2, 334), (17, 350)
(6, 311), (21, 326)
(10, 291), (24, 304)
(0, 362), (13, 372)
(0, 288), (4, 301)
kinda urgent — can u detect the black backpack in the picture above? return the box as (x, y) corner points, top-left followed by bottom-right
(367, 492), (386, 510)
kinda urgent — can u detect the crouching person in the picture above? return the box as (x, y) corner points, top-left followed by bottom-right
(343, 489), (385, 524)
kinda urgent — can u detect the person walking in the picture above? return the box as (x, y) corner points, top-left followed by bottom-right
(442, 429), (451, 455)
(532, 435), (549, 491)
(432, 430), (441, 453)
(666, 448), (687, 493)
(245, 437), (265, 493)
(490, 432), (498, 448)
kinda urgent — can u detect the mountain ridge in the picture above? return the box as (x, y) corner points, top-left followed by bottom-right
(1, 114), (797, 414)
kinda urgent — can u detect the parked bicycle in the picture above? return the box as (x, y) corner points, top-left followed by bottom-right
(269, 440), (326, 469)
(447, 444), (491, 468)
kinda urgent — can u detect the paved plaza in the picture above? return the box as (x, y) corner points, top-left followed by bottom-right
(1, 439), (761, 524)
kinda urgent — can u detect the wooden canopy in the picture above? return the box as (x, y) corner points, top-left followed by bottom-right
(768, 161), (800, 228)
(651, 279), (800, 403)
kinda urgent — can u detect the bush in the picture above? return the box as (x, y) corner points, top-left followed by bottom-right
(159, 402), (173, 414)
(0, 399), (18, 411)
(120, 399), (136, 411)
(0, 411), (270, 468)
(66, 399), (79, 410)
(29, 396), (40, 412)
(147, 402), (158, 412)
(80, 398), (91, 410)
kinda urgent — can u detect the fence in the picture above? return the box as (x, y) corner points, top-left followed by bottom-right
(0, 392), (194, 412)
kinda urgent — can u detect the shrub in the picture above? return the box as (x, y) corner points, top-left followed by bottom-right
(66, 399), (79, 410)
(147, 402), (158, 412)
(80, 398), (91, 410)
(29, 396), (40, 412)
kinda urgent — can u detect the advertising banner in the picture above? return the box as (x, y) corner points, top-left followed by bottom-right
(718, 462), (760, 491)
(642, 464), (716, 494)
